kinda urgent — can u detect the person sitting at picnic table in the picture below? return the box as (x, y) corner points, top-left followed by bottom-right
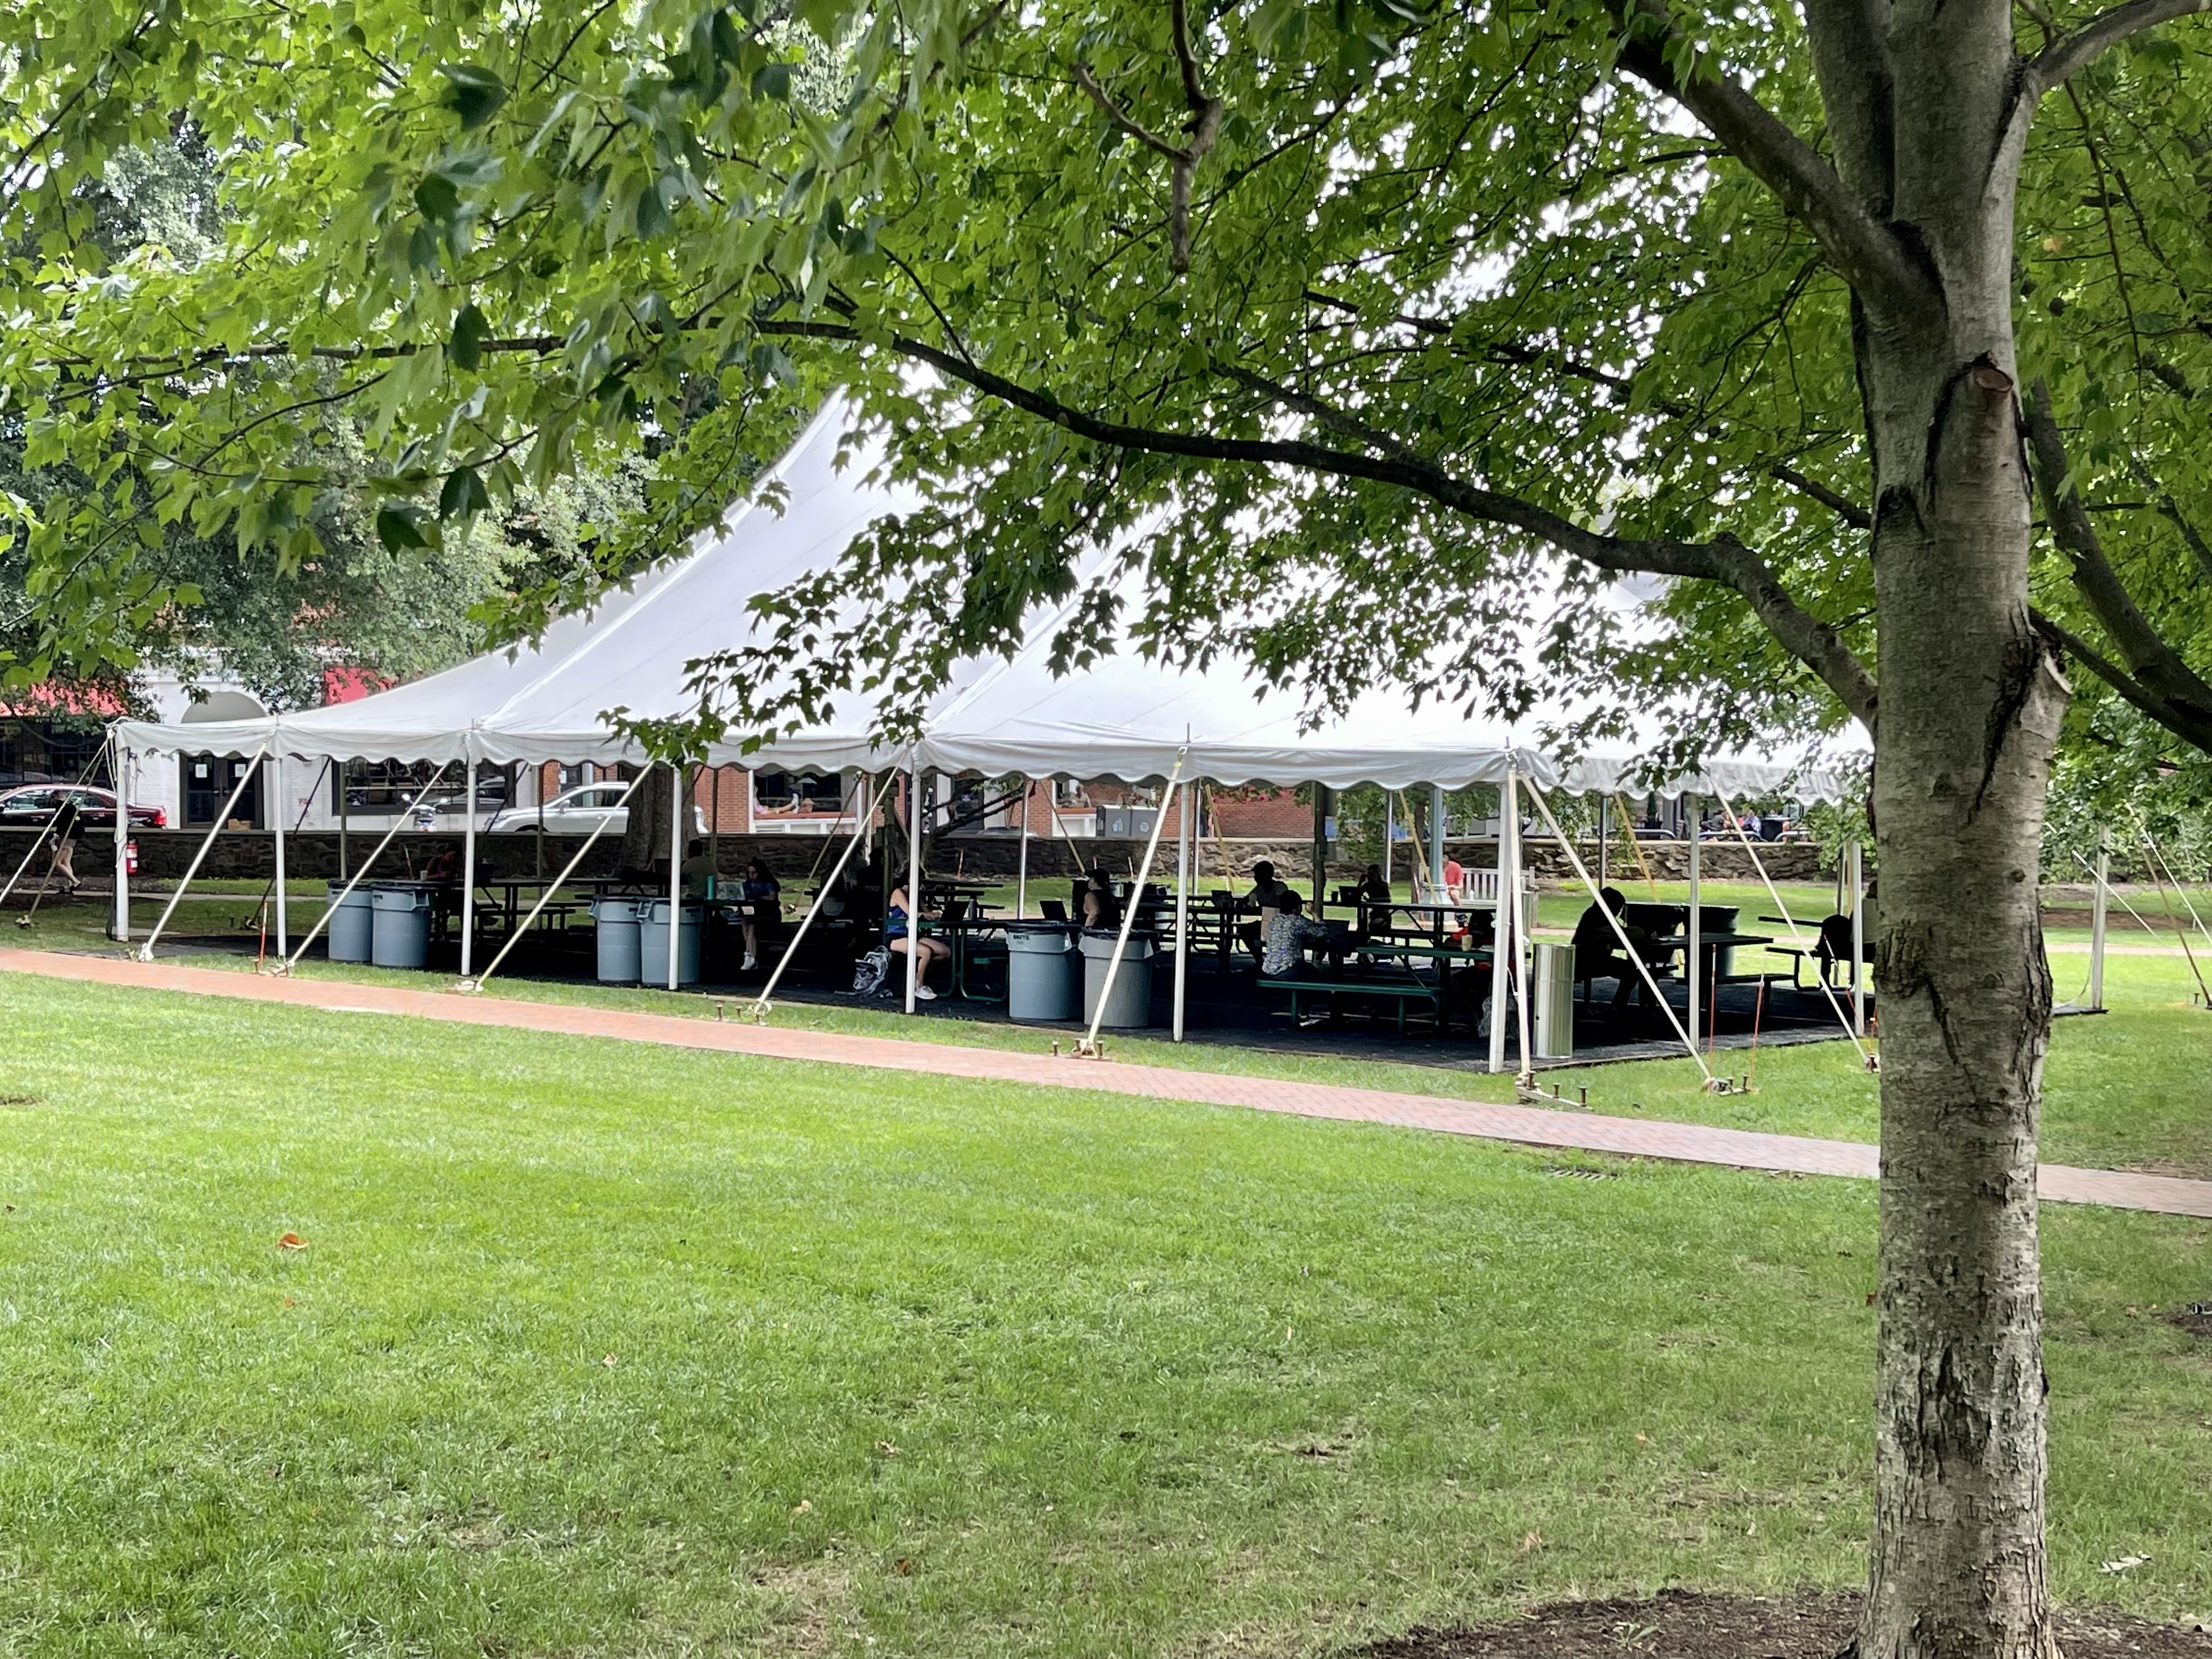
(1258, 889), (1341, 978)
(421, 844), (461, 883)
(680, 838), (717, 900)
(884, 881), (950, 1000)
(1079, 865), (1120, 929)
(1238, 860), (1293, 961)
(1355, 863), (1391, 903)
(1573, 885), (1652, 1015)
(1814, 881), (1876, 987)
(735, 856), (780, 970)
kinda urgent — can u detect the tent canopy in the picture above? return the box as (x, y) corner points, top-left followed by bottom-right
(116, 401), (1865, 803)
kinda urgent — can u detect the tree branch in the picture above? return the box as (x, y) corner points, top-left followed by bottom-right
(1070, 0), (1224, 274)
(2023, 0), (2212, 101)
(2032, 608), (2212, 747)
(1605, 0), (1937, 321)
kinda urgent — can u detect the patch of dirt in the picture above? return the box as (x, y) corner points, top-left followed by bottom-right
(2174, 1303), (2212, 1342)
(1353, 1590), (2212, 1659)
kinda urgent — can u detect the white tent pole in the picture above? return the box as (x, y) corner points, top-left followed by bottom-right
(1849, 839), (1866, 1035)
(137, 743), (268, 961)
(467, 766), (651, 990)
(283, 759), (459, 972)
(1173, 775), (1192, 1042)
(110, 729), (130, 942)
(1509, 770), (1533, 1082)
(904, 757), (922, 1014)
(666, 760), (685, 990)
(460, 737), (480, 978)
(750, 771), (879, 1018)
(1487, 775), (1512, 1076)
(1687, 795), (1703, 1055)
(1428, 783), (1446, 893)
(2090, 839), (2108, 1012)
(1381, 791), (1393, 890)
(1016, 778), (1031, 918)
(271, 739), (289, 958)
(1523, 780), (1716, 1081)
(1076, 749), (1185, 1057)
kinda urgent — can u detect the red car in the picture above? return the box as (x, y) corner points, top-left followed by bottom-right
(0, 785), (166, 830)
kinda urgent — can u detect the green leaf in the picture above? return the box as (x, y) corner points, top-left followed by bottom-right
(375, 503), (431, 550)
(439, 63), (509, 128)
(751, 60), (792, 100)
(439, 465), (492, 520)
(449, 302), (490, 371)
(636, 178), (673, 239)
(414, 172), (461, 224)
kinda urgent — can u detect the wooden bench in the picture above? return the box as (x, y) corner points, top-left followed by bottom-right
(1265, 974), (1441, 1034)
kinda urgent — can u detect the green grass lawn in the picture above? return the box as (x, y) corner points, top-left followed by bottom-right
(0, 974), (2205, 1657)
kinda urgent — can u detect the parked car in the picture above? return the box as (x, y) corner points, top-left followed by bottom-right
(484, 782), (707, 837)
(0, 784), (166, 830)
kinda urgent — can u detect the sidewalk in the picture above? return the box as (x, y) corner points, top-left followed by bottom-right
(5, 947), (2208, 1220)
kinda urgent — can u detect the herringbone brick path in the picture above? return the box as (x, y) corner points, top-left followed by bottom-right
(4, 948), (2206, 1219)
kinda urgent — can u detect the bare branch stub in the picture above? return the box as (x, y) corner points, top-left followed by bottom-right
(1073, 0), (1223, 273)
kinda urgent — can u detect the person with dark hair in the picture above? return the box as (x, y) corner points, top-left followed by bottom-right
(1572, 884), (1650, 1014)
(736, 856), (780, 970)
(884, 880), (950, 1000)
(1238, 859), (1292, 962)
(1355, 862), (1391, 904)
(46, 791), (83, 895)
(1259, 889), (1346, 977)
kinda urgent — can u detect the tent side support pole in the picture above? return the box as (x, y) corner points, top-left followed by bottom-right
(1016, 779), (1031, 919)
(1849, 840), (1865, 1035)
(751, 775), (877, 1017)
(1487, 775), (1511, 1076)
(460, 742), (479, 978)
(138, 743), (267, 961)
(110, 732), (130, 942)
(1688, 797), (1702, 1055)
(904, 760), (921, 1014)
(272, 747), (289, 958)
(1381, 792), (1393, 891)
(287, 759), (459, 973)
(2090, 842), (2109, 1011)
(1173, 777), (1192, 1042)
(667, 761), (685, 990)
(1509, 770), (1532, 1082)
(1077, 751), (1184, 1057)
(1427, 784), (1446, 894)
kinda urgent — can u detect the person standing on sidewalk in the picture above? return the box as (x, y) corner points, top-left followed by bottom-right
(46, 792), (83, 894)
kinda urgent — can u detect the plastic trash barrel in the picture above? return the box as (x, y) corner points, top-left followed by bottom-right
(1698, 905), (1741, 979)
(369, 883), (433, 969)
(1078, 928), (1155, 1029)
(591, 896), (642, 983)
(637, 899), (702, 987)
(326, 882), (374, 962)
(1006, 924), (1079, 1022)
(1531, 940), (1577, 1060)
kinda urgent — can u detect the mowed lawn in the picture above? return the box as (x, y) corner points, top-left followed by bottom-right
(0, 978), (2207, 1657)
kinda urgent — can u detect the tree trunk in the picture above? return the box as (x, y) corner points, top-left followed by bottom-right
(618, 761), (673, 876)
(1852, 22), (2070, 1654)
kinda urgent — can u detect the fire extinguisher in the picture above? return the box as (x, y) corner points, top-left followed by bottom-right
(124, 840), (140, 875)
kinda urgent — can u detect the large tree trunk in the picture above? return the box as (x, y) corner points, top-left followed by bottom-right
(618, 761), (675, 876)
(1852, 16), (2070, 1654)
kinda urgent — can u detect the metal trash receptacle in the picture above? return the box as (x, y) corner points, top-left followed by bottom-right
(591, 896), (642, 983)
(1532, 940), (1577, 1060)
(637, 899), (702, 987)
(369, 883), (434, 969)
(1078, 928), (1155, 1029)
(326, 882), (374, 962)
(1006, 924), (1079, 1022)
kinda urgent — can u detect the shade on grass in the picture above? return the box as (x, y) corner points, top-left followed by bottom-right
(0, 977), (2206, 1656)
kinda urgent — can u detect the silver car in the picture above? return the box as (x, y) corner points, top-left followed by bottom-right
(486, 782), (707, 836)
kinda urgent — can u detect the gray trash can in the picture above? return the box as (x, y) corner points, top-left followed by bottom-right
(1532, 940), (1576, 1060)
(1079, 928), (1155, 1029)
(1006, 924), (1079, 1022)
(637, 899), (702, 988)
(1698, 905), (1741, 980)
(326, 882), (374, 963)
(591, 896), (642, 984)
(369, 883), (433, 969)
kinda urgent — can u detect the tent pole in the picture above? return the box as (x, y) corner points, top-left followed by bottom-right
(1016, 778), (1031, 918)
(1687, 795), (1702, 1056)
(468, 766), (649, 990)
(137, 743), (268, 961)
(1487, 775), (1511, 1076)
(1076, 749), (1185, 1057)
(459, 738), (479, 978)
(1310, 788), (1329, 911)
(338, 765), (349, 879)
(1427, 784), (1446, 894)
(110, 730), (130, 942)
(905, 758), (922, 1014)
(750, 771), (878, 1018)
(272, 740), (289, 959)
(1598, 793), (1609, 889)
(1381, 791), (1393, 891)
(1173, 776), (1192, 1042)
(2090, 839), (2109, 1012)
(286, 759), (459, 973)
(1509, 769), (1532, 1083)
(1849, 840), (1865, 1035)
(666, 760), (684, 990)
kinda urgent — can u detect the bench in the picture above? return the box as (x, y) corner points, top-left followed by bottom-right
(1265, 974), (1441, 1033)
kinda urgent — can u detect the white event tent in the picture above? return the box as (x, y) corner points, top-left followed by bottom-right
(110, 398), (1867, 1070)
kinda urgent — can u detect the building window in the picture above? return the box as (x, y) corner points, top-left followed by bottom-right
(752, 770), (844, 811)
(334, 759), (512, 815)
(183, 754), (263, 829)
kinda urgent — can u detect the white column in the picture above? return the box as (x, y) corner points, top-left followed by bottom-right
(904, 762), (922, 1014)
(2090, 842), (2109, 1012)
(1016, 778), (1031, 918)
(1848, 839), (1866, 1035)
(665, 761), (685, 990)
(459, 740), (479, 977)
(1428, 783), (1447, 893)
(110, 733), (131, 941)
(1381, 792), (1393, 889)
(271, 744), (289, 959)
(1173, 777), (1193, 1042)
(1487, 773), (1513, 1075)
(1686, 795), (1702, 1052)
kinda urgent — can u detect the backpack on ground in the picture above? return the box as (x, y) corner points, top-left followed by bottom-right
(851, 947), (891, 996)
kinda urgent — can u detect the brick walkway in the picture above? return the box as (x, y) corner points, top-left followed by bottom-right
(6, 947), (2208, 1220)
